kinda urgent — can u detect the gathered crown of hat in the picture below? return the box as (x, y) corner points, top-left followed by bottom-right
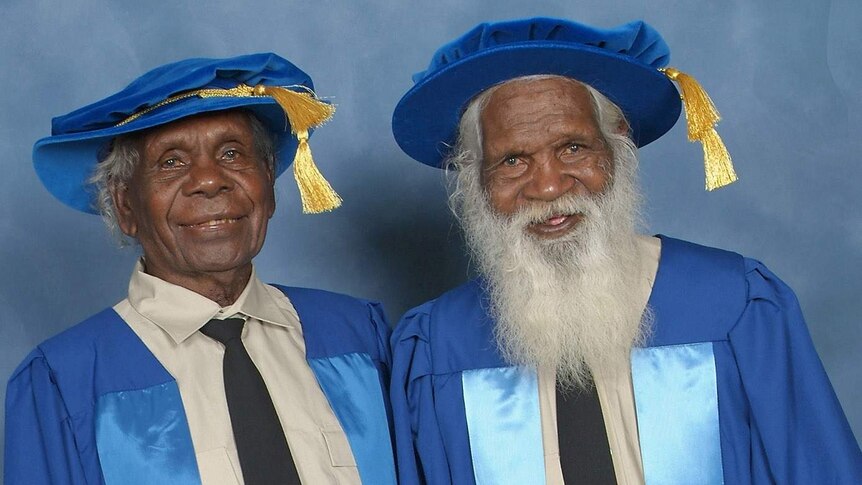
(391, 17), (737, 190)
(34, 52), (342, 214)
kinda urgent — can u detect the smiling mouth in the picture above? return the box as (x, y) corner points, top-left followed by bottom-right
(534, 212), (578, 226)
(527, 212), (583, 237)
(543, 214), (571, 226)
(180, 217), (243, 228)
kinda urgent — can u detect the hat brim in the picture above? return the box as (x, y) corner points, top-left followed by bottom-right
(33, 96), (299, 214)
(392, 41), (682, 168)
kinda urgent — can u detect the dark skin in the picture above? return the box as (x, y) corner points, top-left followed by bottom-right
(111, 111), (275, 306)
(480, 77), (614, 239)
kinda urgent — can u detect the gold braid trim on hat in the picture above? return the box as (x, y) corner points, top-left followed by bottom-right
(661, 67), (738, 191)
(116, 83), (341, 213)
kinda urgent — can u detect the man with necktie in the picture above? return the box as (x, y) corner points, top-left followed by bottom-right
(6, 53), (395, 485)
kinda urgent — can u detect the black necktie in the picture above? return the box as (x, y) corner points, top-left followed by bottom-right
(556, 381), (617, 484)
(200, 318), (301, 485)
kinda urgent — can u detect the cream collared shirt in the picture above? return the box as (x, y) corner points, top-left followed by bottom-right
(113, 262), (361, 485)
(540, 235), (662, 485)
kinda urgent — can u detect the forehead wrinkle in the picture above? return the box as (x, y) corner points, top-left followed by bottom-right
(140, 113), (253, 156)
(482, 85), (601, 157)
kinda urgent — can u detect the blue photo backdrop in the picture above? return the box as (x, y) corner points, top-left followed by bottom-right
(1, 0), (859, 470)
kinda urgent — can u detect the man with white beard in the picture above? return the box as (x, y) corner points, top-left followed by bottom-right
(389, 17), (862, 485)
(454, 75), (650, 392)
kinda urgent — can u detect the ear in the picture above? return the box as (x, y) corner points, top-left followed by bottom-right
(110, 183), (138, 238)
(615, 117), (631, 136)
(266, 159), (276, 219)
(266, 158), (276, 185)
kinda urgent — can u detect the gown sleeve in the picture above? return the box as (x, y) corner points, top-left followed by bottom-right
(729, 259), (862, 482)
(367, 300), (393, 379)
(390, 302), (452, 485)
(4, 349), (88, 485)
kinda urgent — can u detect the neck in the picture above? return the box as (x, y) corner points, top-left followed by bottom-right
(143, 262), (253, 307)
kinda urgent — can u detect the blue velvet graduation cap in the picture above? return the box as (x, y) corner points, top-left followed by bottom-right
(392, 18), (737, 190)
(33, 52), (341, 214)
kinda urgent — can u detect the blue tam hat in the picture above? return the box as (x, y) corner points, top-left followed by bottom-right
(34, 52), (341, 214)
(392, 18), (737, 190)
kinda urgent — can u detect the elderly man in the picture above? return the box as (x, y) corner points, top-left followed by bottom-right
(6, 53), (395, 485)
(389, 18), (862, 484)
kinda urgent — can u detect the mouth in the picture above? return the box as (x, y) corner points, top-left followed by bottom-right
(527, 212), (583, 238)
(543, 214), (570, 226)
(180, 216), (245, 229)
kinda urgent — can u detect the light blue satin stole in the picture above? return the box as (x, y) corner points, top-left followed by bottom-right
(632, 342), (724, 484)
(460, 343), (723, 485)
(309, 352), (397, 485)
(95, 381), (201, 485)
(95, 354), (394, 485)
(461, 366), (545, 484)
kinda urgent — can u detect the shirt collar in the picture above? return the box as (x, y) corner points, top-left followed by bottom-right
(127, 260), (292, 344)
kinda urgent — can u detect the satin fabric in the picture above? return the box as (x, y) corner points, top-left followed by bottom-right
(461, 366), (545, 484)
(631, 343), (723, 484)
(95, 381), (200, 485)
(390, 236), (862, 485)
(5, 286), (395, 485)
(308, 352), (397, 485)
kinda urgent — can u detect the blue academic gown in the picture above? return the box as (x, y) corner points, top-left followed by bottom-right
(5, 286), (396, 485)
(390, 236), (862, 484)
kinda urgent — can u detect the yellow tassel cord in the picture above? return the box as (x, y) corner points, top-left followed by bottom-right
(291, 130), (342, 213)
(662, 67), (738, 190)
(256, 86), (341, 213)
(117, 83), (341, 213)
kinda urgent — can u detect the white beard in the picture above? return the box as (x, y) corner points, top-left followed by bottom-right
(455, 145), (651, 389)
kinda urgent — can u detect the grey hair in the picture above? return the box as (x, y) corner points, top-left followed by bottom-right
(88, 110), (277, 245)
(445, 75), (633, 214)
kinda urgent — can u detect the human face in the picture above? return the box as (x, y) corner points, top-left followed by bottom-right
(480, 77), (613, 239)
(112, 111), (275, 285)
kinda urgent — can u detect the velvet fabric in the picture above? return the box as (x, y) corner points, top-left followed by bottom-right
(33, 53), (316, 213)
(391, 17), (681, 168)
(390, 236), (862, 484)
(4, 286), (396, 485)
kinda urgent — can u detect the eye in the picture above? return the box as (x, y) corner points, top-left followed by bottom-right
(502, 155), (519, 167)
(160, 157), (182, 169)
(565, 142), (581, 154)
(487, 154), (528, 179)
(223, 149), (239, 160)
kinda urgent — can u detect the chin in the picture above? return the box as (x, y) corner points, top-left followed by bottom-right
(185, 252), (256, 274)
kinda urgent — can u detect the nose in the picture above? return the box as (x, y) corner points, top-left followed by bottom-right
(522, 155), (575, 202)
(182, 158), (234, 197)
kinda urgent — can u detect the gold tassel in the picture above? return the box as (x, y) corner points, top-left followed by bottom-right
(115, 83), (343, 211)
(292, 130), (342, 213)
(701, 128), (737, 191)
(257, 85), (335, 132)
(256, 85), (342, 212)
(662, 67), (738, 190)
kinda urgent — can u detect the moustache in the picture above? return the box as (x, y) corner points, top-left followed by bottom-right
(505, 193), (602, 227)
